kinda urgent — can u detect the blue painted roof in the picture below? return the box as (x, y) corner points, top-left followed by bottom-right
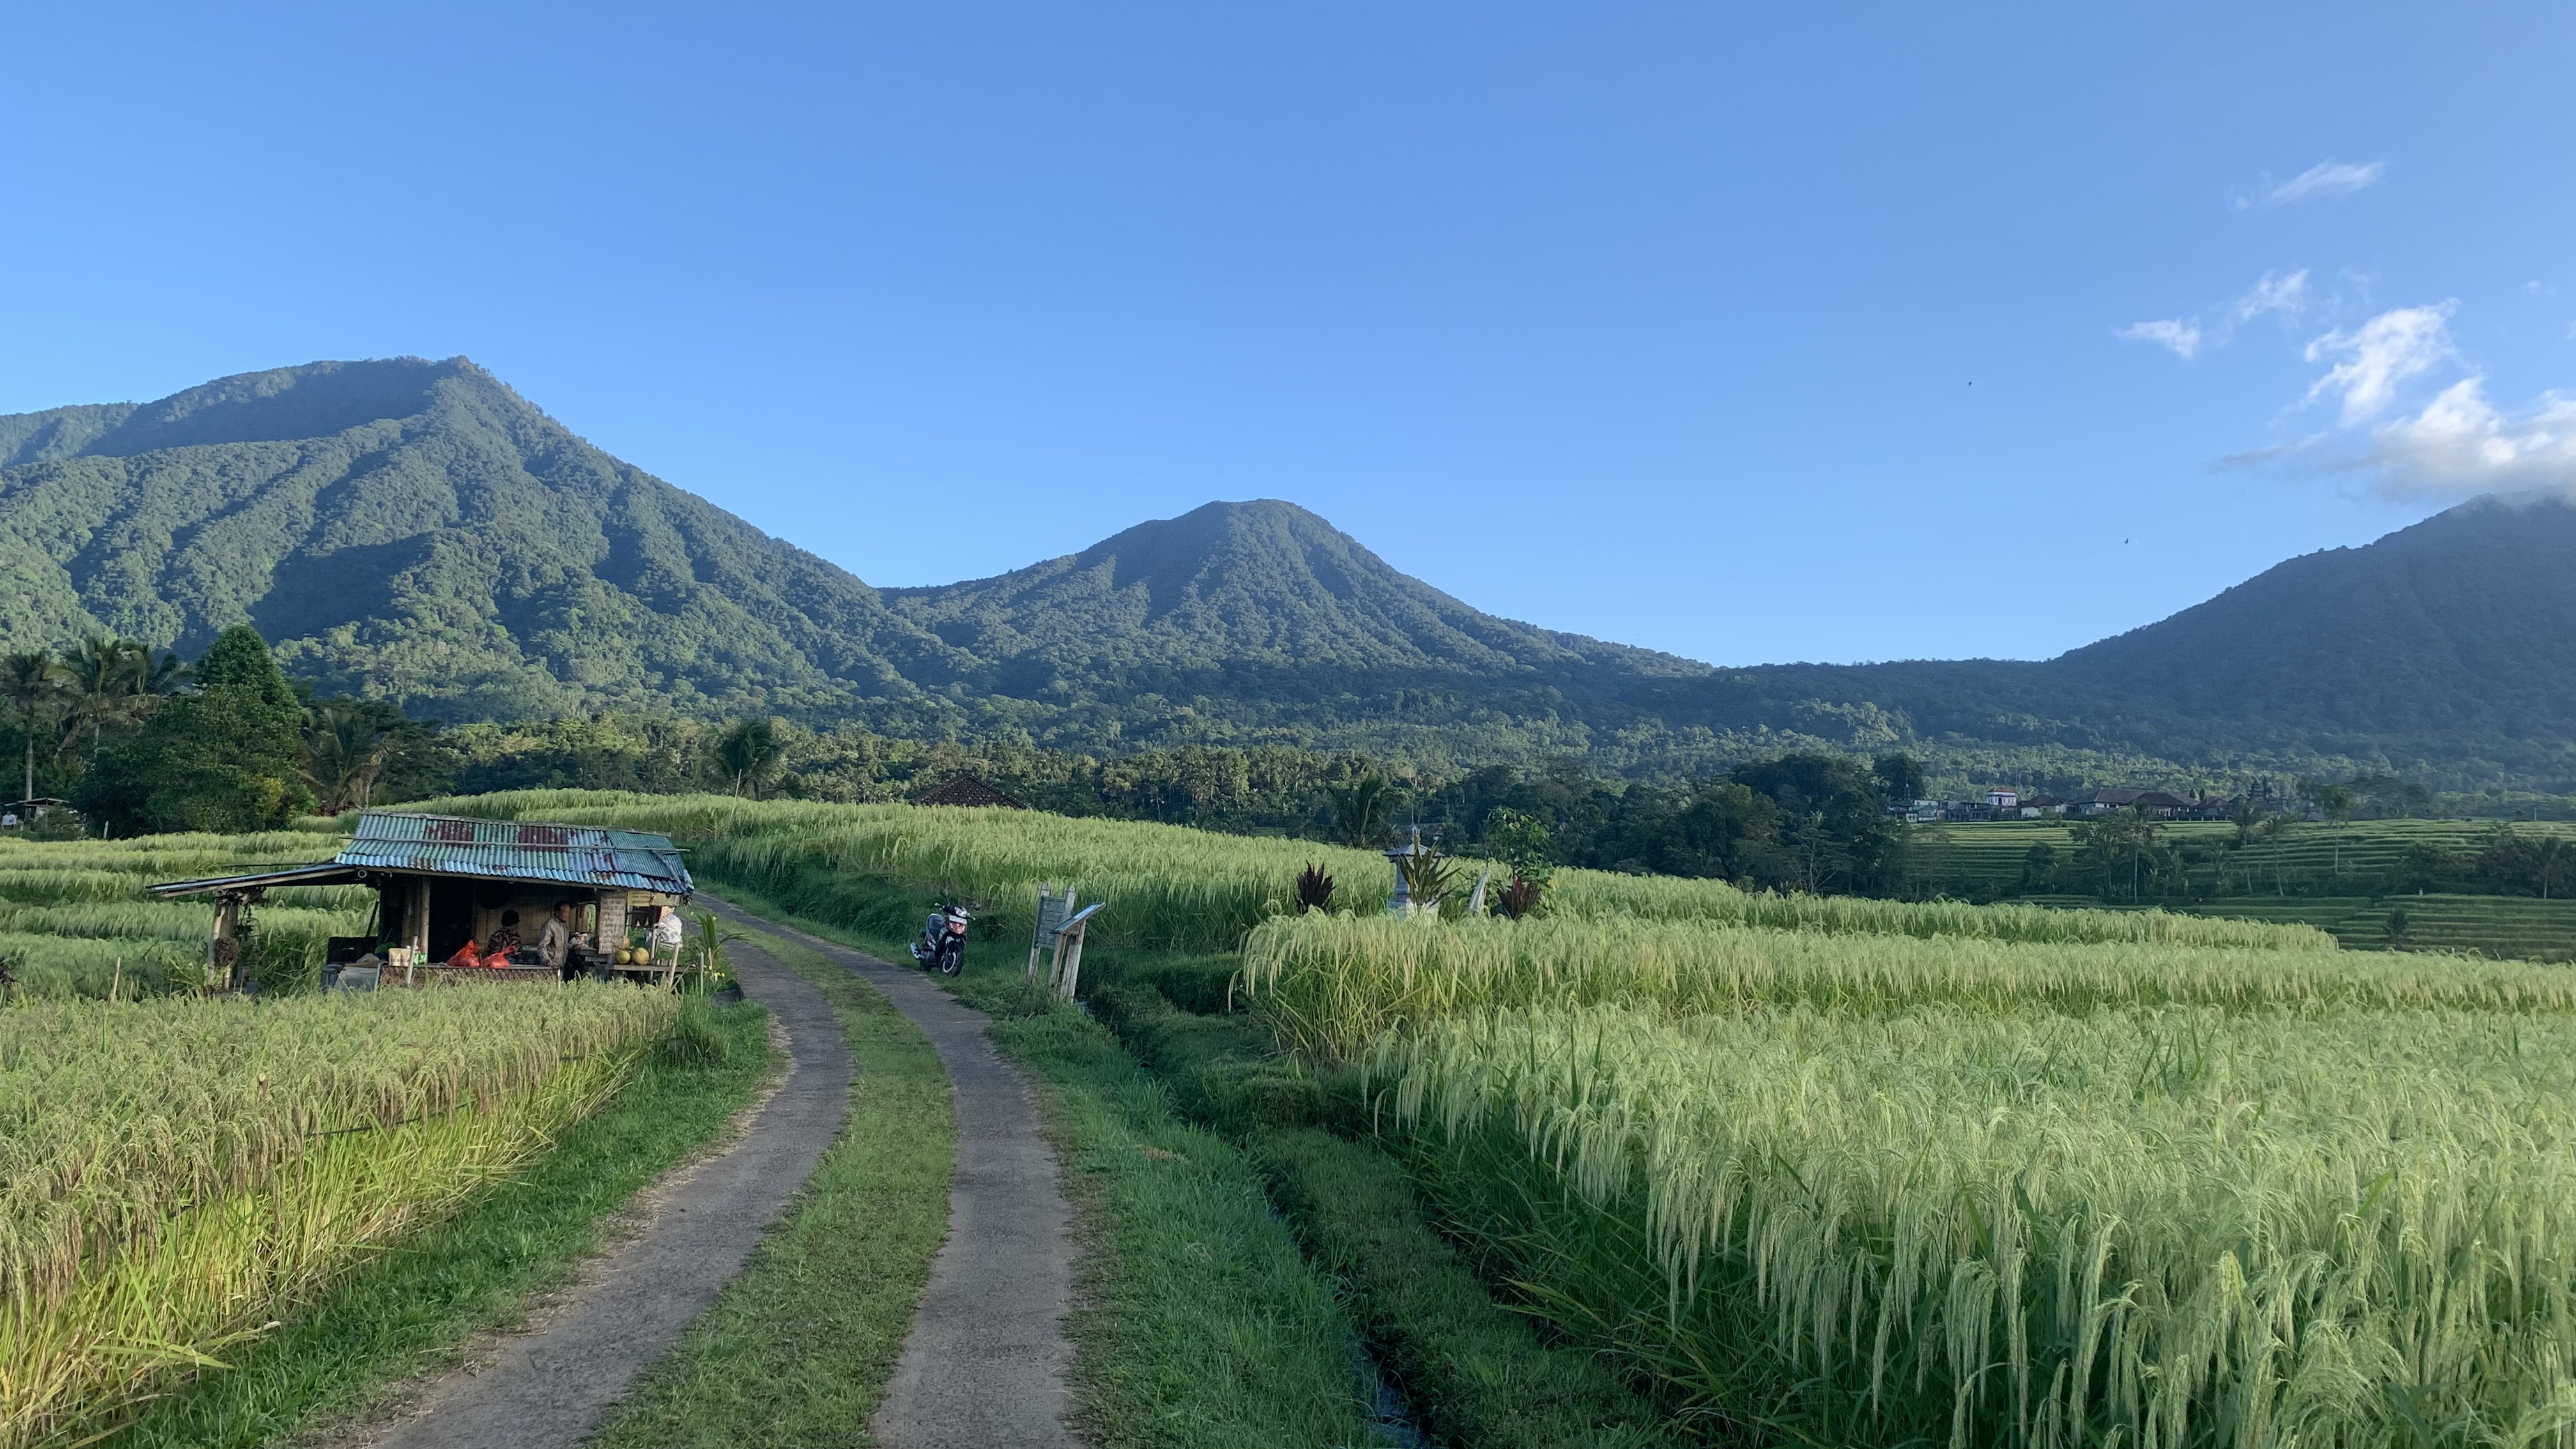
(334, 812), (692, 894)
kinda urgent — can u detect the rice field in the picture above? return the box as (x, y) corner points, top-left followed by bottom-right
(401, 791), (2325, 954)
(0, 984), (677, 1448)
(1224, 905), (2576, 1447)
(410, 786), (2576, 1445)
(1239, 912), (2563, 1061)
(1377, 1002), (2576, 1449)
(0, 830), (364, 996)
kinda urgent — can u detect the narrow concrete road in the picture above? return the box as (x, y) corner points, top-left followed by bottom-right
(697, 895), (1084, 1449)
(367, 942), (850, 1449)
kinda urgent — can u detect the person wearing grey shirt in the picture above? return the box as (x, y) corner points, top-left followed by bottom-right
(540, 902), (578, 977)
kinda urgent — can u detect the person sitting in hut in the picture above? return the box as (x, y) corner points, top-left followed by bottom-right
(445, 937), (484, 969)
(485, 912), (524, 965)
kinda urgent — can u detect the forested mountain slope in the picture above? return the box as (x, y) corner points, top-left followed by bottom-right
(0, 358), (969, 721)
(3, 357), (2570, 790)
(880, 499), (1709, 737)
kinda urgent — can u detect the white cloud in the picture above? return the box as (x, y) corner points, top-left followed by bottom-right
(2303, 303), (2456, 424)
(2264, 160), (2384, 206)
(2250, 300), (2576, 499)
(2360, 380), (2576, 497)
(2230, 269), (2308, 325)
(2116, 318), (2203, 360)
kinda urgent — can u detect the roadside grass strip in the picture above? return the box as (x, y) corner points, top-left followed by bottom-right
(97, 997), (772, 1449)
(992, 1008), (1379, 1449)
(4, 987), (712, 1449)
(1257, 1126), (1680, 1449)
(690, 881), (1384, 1448)
(589, 931), (952, 1448)
(1089, 977), (1683, 1449)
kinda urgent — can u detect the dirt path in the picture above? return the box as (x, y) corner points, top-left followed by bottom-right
(698, 896), (1084, 1449)
(362, 940), (851, 1449)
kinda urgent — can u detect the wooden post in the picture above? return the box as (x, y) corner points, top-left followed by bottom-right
(1056, 919), (1087, 1002)
(1046, 903), (1103, 1002)
(1028, 887), (1049, 983)
(406, 877), (429, 985)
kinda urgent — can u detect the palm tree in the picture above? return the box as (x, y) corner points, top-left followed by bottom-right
(2258, 813), (2290, 896)
(2533, 836), (2573, 901)
(301, 705), (394, 813)
(1330, 772), (1391, 848)
(2, 650), (70, 807)
(55, 636), (155, 764)
(713, 717), (785, 800)
(138, 647), (188, 696)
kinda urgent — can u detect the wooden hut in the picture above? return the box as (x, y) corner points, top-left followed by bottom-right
(152, 811), (692, 990)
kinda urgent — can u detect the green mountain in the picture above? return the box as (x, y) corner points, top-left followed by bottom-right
(1632, 495), (2576, 790)
(3, 357), (2570, 792)
(0, 358), (969, 721)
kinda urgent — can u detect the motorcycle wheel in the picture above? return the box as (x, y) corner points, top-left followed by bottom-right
(937, 943), (963, 977)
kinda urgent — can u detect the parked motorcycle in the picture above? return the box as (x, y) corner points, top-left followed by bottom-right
(910, 901), (974, 976)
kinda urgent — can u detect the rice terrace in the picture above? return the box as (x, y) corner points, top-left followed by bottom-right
(10, 9), (2576, 1446)
(4, 782), (2573, 1448)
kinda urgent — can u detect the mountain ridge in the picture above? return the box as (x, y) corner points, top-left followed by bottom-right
(3, 358), (2568, 791)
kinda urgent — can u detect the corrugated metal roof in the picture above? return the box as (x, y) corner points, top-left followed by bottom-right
(151, 813), (692, 896)
(334, 813), (692, 893)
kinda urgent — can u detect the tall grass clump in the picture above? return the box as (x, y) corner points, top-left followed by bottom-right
(1241, 912), (2565, 1060)
(406, 791), (2331, 954)
(0, 985), (676, 1446)
(1379, 1004), (2576, 1449)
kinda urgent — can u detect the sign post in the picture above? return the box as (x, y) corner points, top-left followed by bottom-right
(1030, 887), (1077, 983)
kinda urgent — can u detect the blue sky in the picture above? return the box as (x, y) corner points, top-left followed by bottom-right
(3, 3), (2570, 667)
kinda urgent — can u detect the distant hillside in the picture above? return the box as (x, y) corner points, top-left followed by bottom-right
(3, 358), (2571, 792)
(1640, 495), (2576, 789)
(0, 358), (970, 721)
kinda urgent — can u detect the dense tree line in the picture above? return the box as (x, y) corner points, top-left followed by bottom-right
(16, 625), (2561, 910)
(4, 628), (443, 836)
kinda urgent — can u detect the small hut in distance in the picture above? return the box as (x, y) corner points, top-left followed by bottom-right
(153, 811), (692, 988)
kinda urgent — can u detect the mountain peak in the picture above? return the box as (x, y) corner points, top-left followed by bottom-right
(0, 356), (943, 719)
(69, 357), (475, 458)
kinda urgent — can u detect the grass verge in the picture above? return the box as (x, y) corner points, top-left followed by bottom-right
(1094, 979), (1685, 1448)
(1257, 1128), (1682, 1449)
(697, 878), (1384, 1448)
(991, 1008), (1377, 1448)
(98, 996), (776, 1449)
(588, 930), (953, 1448)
